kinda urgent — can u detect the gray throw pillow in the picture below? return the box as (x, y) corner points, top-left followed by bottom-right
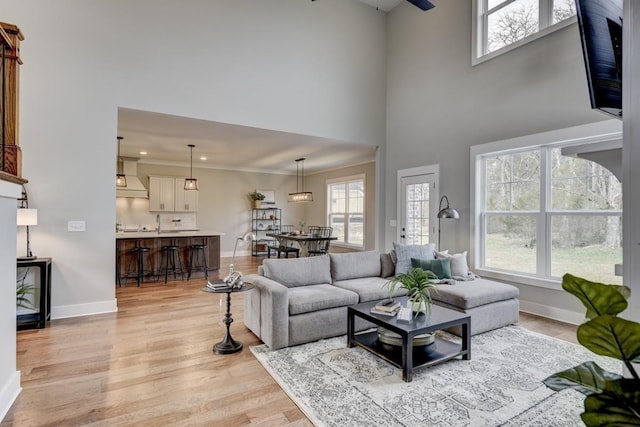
(392, 242), (436, 276)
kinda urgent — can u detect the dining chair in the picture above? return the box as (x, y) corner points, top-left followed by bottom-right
(306, 226), (333, 256)
(273, 225), (300, 258)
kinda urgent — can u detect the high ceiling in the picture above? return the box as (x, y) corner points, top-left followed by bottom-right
(117, 108), (377, 175)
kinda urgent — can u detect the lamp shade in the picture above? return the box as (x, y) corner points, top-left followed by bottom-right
(17, 208), (38, 226)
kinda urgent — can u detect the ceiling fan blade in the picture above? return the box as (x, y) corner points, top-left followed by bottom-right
(407, 0), (435, 11)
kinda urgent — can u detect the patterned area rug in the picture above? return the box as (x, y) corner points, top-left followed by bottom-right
(250, 326), (620, 427)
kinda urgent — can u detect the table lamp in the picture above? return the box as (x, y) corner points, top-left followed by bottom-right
(17, 208), (38, 260)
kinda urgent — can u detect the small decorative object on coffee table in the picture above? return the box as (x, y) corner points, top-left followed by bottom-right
(348, 296), (471, 382)
(202, 280), (254, 354)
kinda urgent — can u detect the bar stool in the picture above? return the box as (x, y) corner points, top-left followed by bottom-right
(125, 240), (154, 286)
(158, 239), (184, 283)
(188, 238), (208, 280)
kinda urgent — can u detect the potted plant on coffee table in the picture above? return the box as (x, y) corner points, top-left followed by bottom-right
(249, 190), (265, 209)
(386, 267), (437, 317)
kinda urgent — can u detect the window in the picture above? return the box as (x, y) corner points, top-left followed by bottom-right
(474, 0), (576, 63)
(327, 175), (365, 247)
(478, 145), (622, 285)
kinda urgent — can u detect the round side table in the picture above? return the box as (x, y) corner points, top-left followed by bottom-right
(202, 281), (254, 354)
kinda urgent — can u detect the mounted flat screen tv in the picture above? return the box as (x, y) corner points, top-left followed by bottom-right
(575, 0), (623, 119)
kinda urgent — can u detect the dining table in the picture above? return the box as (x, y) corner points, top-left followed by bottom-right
(265, 232), (338, 257)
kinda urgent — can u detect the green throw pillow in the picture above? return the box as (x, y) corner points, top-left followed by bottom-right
(411, 257), (452, 279)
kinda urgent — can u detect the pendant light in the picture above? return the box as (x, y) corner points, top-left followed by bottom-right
(184, 144), (198, 190)
(116, 136), (127, 187)
(288, 157), (313, 202)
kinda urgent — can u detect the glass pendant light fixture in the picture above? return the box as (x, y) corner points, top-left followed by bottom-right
(184, 144), (198, 191)
(116, 136), (127, 187)
(288, 157), (313, 202)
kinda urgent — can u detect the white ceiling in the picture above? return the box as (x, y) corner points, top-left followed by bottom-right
(358, 0), (404, 12)
(117, 108), (377, 175)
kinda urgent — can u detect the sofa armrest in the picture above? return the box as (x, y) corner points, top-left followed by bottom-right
(243, 274), (290, 350)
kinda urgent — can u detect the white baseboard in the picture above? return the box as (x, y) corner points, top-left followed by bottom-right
(519, 300), (584, 325)
(0, 371), (21, 423)
(51, 298), (118, 320)
(220, 249), (253, 258)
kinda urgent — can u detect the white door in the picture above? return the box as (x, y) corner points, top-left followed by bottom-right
(399, 169), (438, 246)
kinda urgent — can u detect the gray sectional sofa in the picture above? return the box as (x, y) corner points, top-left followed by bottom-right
(243, 250), (519, 350)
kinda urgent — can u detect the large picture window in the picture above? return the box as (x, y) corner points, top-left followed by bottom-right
(474, 0), (576, 62)
(478, 146), (622, 285)
(327, 175), (365, 248)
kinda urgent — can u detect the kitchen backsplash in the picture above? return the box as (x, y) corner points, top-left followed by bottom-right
(116, 198), (198, 231)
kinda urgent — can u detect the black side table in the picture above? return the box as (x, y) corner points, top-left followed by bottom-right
(17, 257), (52, 330)
(201, 282), (254, 354)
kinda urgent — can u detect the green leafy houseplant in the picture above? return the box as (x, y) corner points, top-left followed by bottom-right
(16, 281), (34, 310)
(386, 267), (437, 317)
(543, 273), (640, 426)
(249, 191), (266, 201)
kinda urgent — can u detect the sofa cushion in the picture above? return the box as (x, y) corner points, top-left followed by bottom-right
(334, 277), (408, 303)
(392, 242), (436, 276)
(288, 284), (359, 315)
(262, 255), (332, 288)
(411, 257), (452, 279)
(380, 253), (395, 278)
(330, 251), (381, 282)
(432, 278), (519, 309)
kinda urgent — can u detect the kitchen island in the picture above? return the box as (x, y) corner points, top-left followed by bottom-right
(116, 230), (223, 284)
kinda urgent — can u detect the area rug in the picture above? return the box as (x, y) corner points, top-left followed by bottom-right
(250, 326), (621, 426)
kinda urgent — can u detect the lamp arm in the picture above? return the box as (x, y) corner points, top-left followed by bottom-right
(439, 195), (449, 211)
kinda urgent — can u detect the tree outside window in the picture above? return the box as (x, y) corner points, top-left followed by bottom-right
(481, 146), (621, 284)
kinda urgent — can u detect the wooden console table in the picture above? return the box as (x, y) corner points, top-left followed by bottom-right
(17, 257), (52, 330)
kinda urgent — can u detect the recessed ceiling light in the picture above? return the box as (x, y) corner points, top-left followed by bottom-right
(139, 151), (147, 155)
(200, 156), (207, 161)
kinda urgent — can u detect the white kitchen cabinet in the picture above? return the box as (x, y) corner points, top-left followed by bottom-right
(149, 176), (175, 211)
(149, 176), (199, 212)
(174, 178), (199, 212)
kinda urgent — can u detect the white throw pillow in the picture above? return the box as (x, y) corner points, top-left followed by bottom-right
(436, 250), (469, 277)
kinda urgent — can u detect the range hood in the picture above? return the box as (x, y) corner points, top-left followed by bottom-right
(116, 158), (148, 198)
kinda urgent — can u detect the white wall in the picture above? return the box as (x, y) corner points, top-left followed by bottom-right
(3, 0), (386, 319)
(0, 181), (22, 420)
(384, 1), (612, 321)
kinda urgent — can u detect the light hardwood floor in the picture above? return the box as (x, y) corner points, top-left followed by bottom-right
(2, 256), (577, 427)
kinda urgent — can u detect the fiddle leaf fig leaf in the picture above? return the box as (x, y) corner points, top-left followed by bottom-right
(581, 379), (640, 426)
(543, 361), (622, 396)
(578, 316), (640, 363)
(562, 274), (628, 318)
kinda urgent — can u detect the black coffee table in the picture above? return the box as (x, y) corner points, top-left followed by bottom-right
(347, 296), (471, 382)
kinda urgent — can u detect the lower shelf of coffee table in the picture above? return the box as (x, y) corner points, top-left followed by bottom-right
(351, 330), (464, 371)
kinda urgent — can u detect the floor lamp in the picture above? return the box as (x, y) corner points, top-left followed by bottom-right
(437, 195), (459, 250)
(223, 232), (256, 287)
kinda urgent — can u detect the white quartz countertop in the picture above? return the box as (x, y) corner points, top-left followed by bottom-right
(116, 230), (224, 239)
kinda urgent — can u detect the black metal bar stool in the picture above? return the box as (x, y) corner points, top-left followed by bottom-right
(125, 240), (154, 286)
(158, 239), (184, 283)
(188, 237), (208, 280)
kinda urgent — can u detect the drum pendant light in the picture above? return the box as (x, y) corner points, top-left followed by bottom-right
(184, 144), (198, 190)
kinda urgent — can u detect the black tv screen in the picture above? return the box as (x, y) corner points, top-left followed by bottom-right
(575, 0), (623, 118)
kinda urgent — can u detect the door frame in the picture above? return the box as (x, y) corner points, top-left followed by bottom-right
(396, 164), (440, 244)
